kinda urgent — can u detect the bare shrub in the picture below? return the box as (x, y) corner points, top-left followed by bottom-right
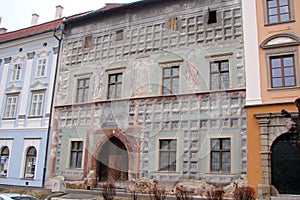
(101, 183), (116, 200)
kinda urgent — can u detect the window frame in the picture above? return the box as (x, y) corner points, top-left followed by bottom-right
(264, 45), (299, 89)
(210, 138), (231, 173)
(76, 77), (90, 103)
(107, 72), (123, 99)
(263, 0), (295, 25)
(35, 58), (47, 78)
(270, 54), (296, 88)
(11, 63), (22, 82)
(160, 61), (182, 95)
(158, 139), (177, 172)
(3, 94), (19, 119)
(209, 60), (230, 91)
(69, 141), (84, 169)
(24, 146), (37, 179)
(29, 91), (45, 117)
(0, 146), (10, 177)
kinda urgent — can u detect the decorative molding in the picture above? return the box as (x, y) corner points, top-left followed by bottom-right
(30, 80), (48, 90)
(4, 57), (12, 64)
(27, 51), (36, 59)
(6, 83), (22, 93)
(261, 33), (300, 49)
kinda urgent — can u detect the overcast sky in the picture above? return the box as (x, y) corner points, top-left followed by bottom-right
(0, 0), (138, 32)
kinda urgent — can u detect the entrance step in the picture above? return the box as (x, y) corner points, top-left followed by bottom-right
(272, 195), (300, 200)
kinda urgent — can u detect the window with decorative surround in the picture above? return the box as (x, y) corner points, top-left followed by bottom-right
(159, 139), (177, 172)
(76, 78), (90, 103)
(4, 95), (18, 118)
(30, 92), (44, 117)
(69, 141), (83, 169)
(36, 58), (47, 78)
(11, 64), (21, 82)
(264, 0), (295, 25)
(210, 138), (231, 173)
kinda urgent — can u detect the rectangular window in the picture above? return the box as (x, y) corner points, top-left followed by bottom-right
(270, 55), (295, 88)
(267, 0), (290, 24)
(84, 35), (93, 48)
(210, 60), (229, 90)
(11, 64), (21, 81)
(169, 17), (178, 31)
(36, 58), (47, 77)
(108, 73), (122, 99)
(116, 30), (124, 41)
(76, 78), (90, 103)
(70, 141), (83, 168)
(159, 139), (177, 171)
(208, 10), (217, 24)
(30, 92), (44, 116)
(4, 95), (18, 118)
(210, 138), (231, 172)
(162, 66), (179, 94)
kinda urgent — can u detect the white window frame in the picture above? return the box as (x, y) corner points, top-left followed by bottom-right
(29, 92), (45, 117)
(35, 58), (47, 78)
(11, 63), (22, 82)
(156, 136), (179, 172)
(67, 139), (85, 169)
(4, 95), (18, 118)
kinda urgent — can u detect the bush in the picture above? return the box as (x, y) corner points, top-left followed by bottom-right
(233, 186), (255, 200)
(101, 183), (116, 200)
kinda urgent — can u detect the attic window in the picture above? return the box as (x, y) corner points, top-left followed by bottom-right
(169, 17), (178, 31)
(116, 30), (124, 41)
(84, 35), (93, 48)
(208, 10), (217, 24)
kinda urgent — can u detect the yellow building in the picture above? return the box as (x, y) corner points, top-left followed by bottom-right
(243, 0), (300, 199)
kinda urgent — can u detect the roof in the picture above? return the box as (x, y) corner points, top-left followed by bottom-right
(63, 0), (163, 25)
(0, 12), (88, 44)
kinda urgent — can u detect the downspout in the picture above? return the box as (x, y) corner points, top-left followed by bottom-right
(42, 23), (64, 187)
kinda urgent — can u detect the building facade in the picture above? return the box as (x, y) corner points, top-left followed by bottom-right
(244, 0), (300, 199)
(48, 0), (247, 193)
(0, 11), (63, 187)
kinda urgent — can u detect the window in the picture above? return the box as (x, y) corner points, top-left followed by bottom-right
(76, 78), (90, 103)
(30, 92), (44, 117)
(211, 138), (231, 172)
(159, 139), (177, 171)
(24, 147), (37, 179)
(270, 55), (295, 88)
(116, 30), (124, 41)
(0, 146), (9, 177)
(84, 35), (93, 48)
(162, 66), (179, 94)
(70, 141), (83, 168)
(11, 64), (21, 81)
(4, 95), (18, 118)
(208, 10), (217, 24)
(210, 60), (229, 90)
(169, 17), (178, 31)
(36, 58), (47, 77)
(267, 0), (290, 24)
(108, 73), (122, 99)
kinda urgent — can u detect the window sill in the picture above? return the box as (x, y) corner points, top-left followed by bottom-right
(28, 116), (43, 119)
(265, 20), (295, 26)
(268, 86), (299, 91)
(2, 117), (16, 120)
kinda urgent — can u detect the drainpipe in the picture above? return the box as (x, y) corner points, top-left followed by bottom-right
(42, 23), (64, 187)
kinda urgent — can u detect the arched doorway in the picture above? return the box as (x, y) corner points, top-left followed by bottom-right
(271, 132), (300, 194)
(97, 137), (128, 183)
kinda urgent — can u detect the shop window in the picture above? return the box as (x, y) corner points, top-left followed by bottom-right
(24, 147), (37, 179)
(0, 147), (9, 177)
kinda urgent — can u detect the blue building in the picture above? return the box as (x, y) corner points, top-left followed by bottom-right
(0, 7), (64, 187)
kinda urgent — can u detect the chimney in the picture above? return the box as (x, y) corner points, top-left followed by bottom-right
(0, 28), (7, 34)
(55, 5), (63, 19)
(31, 13), (39, 25)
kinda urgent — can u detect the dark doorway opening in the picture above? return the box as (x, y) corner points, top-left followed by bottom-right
(271, 132), (300, 194)
(97, 137), (128, 183)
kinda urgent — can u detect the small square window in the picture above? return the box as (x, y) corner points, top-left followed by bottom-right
(116, 30), (124, 41)
(208, 10), (217, 24)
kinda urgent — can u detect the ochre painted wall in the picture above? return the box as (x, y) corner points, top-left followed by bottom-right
(247, 103), (297, 197)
